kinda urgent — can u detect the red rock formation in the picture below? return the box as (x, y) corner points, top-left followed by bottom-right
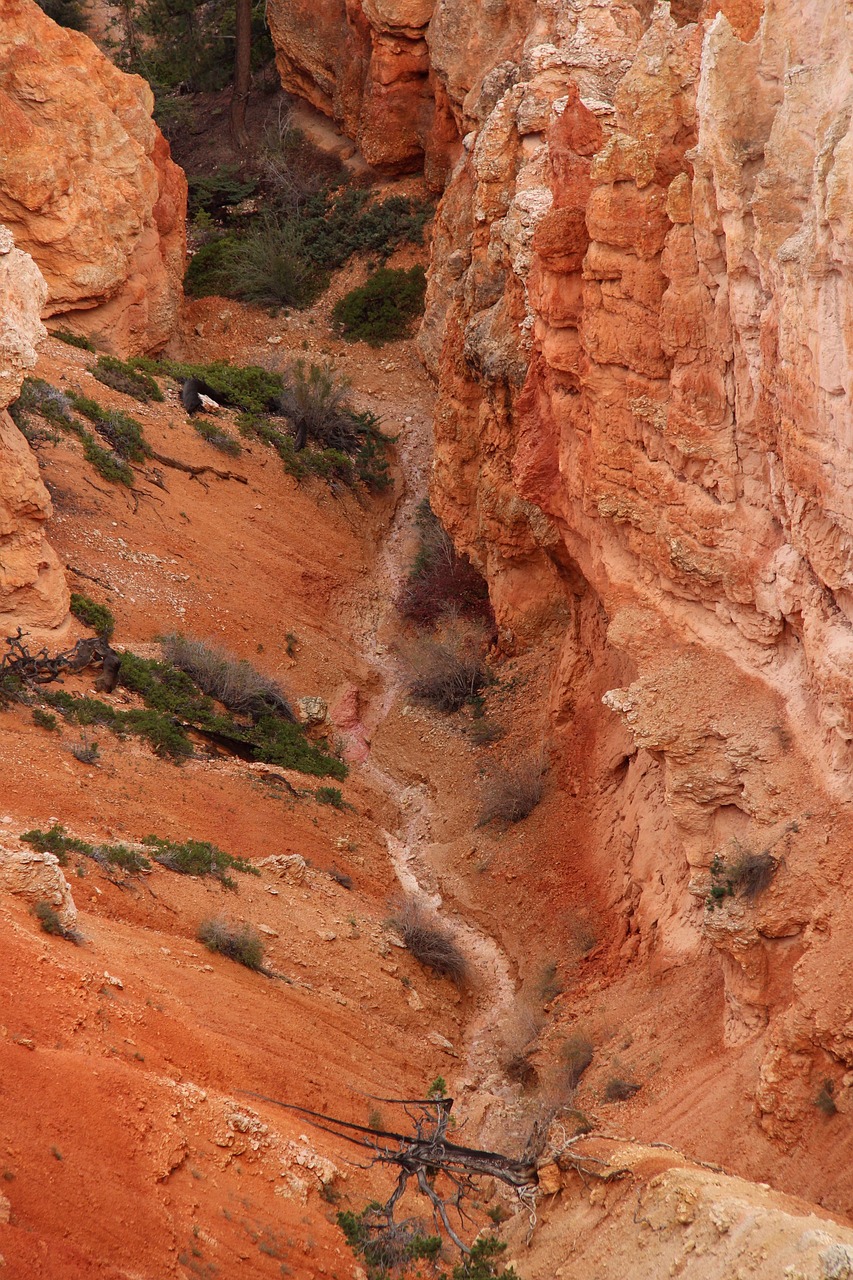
(263, 0), (853, 1155)
(0, 0), (186, 356)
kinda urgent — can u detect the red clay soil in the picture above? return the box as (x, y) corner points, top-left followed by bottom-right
(2, 262), (853, 1278)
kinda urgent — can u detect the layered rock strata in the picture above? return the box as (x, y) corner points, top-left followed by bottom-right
(0, 0), (186, 355)
(0, 225), (67, 630)
(274, 0), (853, 1161)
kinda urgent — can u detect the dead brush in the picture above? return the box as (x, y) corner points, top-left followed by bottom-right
(391, 898), (469, 986)
(161, 633), (294, 721)
(476, 756), (545, 826)
(404, 619), (489, 713)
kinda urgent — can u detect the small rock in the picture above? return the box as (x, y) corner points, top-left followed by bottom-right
(0, 1193), (9, 1224)
(267, 335), (283, 344)
(318, 930), (337, 942)
(258, 925), (279, 937)
(297, 696), (328, 726)
(406, 987), (423, 1011)
(426, 1031), (457, 1056)
(13, 1037), (35, 1051)
(103, 972), (123, 989)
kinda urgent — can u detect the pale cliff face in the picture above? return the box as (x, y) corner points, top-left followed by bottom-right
(0, 0), (187, 356)
(272, 0), (853, 1148)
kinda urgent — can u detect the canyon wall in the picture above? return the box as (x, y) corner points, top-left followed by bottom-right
(274, 0), (853, 1165)
(0, 226), (68, 631)
(0, 0), (186, 356)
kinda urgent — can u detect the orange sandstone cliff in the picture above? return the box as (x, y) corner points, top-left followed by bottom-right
(0, 0), (186, 356)
(274, 0), (853, 1207)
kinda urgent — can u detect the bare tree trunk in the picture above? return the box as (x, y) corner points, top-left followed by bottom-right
(230, 0), (252, 150)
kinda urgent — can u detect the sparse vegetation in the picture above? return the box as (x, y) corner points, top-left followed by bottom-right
(337, 1206), (441, 1280)
(706, 846), (778, 909)
(159, 634), (293, 721)
(399, 500), (493, 629)
(35, 0), (87, 29)
(48, 329), (95, 351)
(91, 356), (164, 403)
(141, 835), (258, 889)
(561, 1034), (594, 1088)
(392, 898), (469, 986)
(27, 829), (147, 876)
(34, 900), (82, 943)
(68, 394), (150, 463)
(476, 758), (544, 826)
(32, 708), (59, 733)
(316, 786), (346, 809)
(70, 736), (100, 765)
(70, 592), (115, 640)
(603, 1077), (641, 1103)
(332, 266), (427, 345)
(406, 620), (490, 713)
(192, 419), (242, 456)
(197, 917), (265, 970)
(135, 356), (283, 415)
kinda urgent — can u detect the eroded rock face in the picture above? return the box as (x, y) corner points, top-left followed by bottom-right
(416, 0), (853, 1137)
(0, 845), (78, 931)
(0, 225), (67, 630)
(0, 0), (186, 356)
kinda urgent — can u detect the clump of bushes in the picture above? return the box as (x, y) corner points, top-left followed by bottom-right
(35, 0), (87, 30)
(160, 633), (293, 721)
(392, 898), (469, 986)
(197, 917), (265, 970)
(142, 835), (258, 889)
(332, 266), (427, 345)
(192, 419), (242, 456)
(406, 620), (489, 713)
(70, 592), (115, 640)
(22, 824), (151, 874)
(706, 845), (778, 909)
(68, 394), (150, 463)
(91, 357), (163, 404)
(476, 758), (545, 827)
(48, 329), (94, 351)
(399, 501), (492, 628)
(337, 1206), (440, 1278)
(134, 357), (283, 415)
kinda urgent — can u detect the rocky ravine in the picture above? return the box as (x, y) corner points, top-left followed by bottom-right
(277, 0), (853, 1223)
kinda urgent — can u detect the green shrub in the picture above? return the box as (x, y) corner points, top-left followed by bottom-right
(705, 846), (778, 910)
(70, 592), (115, 640)
(134, 357), (283, 414)
(22, 824), (151, 874)
(34, 901), (83, 943)
(332, 266), (427, 345)
(192, 419), (242, 456)
(48, 329), (94, 351)
(337, 1206), (440, 1278)
(142, 835), (258, 888)
(69, 395), (150, 462)
(452, 1237), (518, 1280)
(188, 166), (258, 219)
(197, 917), (265, 970)
(83, 438), (135, 486)
(184, 234), (243, 297)
(32, 708), (59, 733)
(91, 357), (163, 403)
(35, 0), (87, 29)
(70, 737), (100, 765)
(226, 217), (326, 308)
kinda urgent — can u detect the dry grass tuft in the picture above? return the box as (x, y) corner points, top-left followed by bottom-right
(161, 633), (294, 721)
(477, 757), (545, 826)
(391, 898), (469, 986)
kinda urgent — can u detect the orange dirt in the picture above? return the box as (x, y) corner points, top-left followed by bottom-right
(2, 254), (853, 1278)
